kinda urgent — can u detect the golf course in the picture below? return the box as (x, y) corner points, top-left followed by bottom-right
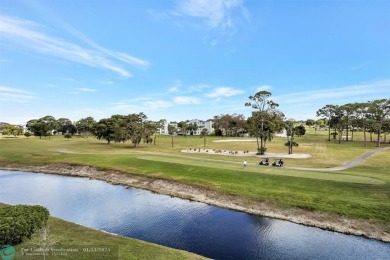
(1, 127), (389, 247)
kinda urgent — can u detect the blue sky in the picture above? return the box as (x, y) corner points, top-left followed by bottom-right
(1, 0), (389, 125)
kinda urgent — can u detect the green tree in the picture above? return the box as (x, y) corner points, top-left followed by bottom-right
(58, 118), (76, 135)
(284, 120), (306, 154)
(340, 103), (354, 141)
(187, 122), (198, 135)
(245, 91), (282, 155)
(177, 121), (188, 137)
(0, 122), (10, 133)
(212, 115), (223, 136)
(168, 124), (176, 147)
(92, 118), (116, 144)
(76, 116), (96, 138)
(353, 102), (370, 147)
(316, 104), (337, 141)
(329, 105), (345, 144)
(230, 114), (246, 137)
(305, 119), (315, 127)
(368, 99), (390, 147)
(40, 115), (59, 134)
(2, 125), (23, 137)
(26, 119), (50, 139)
(200, 128), (208, 137)
(168, 124), (176, 135)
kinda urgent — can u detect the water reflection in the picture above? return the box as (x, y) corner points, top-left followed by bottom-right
(0, 170), (389, 260)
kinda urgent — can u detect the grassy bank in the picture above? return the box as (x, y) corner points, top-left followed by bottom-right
(0, 203), (206, 260)
(0, 130), (389, 241)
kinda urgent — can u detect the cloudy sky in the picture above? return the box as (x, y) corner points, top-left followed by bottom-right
(0, 0), (389, 124)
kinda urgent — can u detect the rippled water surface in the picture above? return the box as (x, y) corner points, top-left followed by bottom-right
(0, 170), (389, 259)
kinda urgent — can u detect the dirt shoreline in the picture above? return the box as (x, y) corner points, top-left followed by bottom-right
(1, 162), (389, 243)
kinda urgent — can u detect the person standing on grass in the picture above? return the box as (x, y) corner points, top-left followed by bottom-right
(244, 160), (247, 169)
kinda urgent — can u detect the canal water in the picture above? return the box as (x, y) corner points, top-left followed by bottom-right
(0, 170), (389, 259)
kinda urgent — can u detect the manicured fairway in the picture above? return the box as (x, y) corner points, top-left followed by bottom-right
(0, 131), (389, 236)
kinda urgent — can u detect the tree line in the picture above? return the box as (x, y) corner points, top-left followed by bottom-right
(316, 99), (390, 147)
(2, 91), (388, 153)
(0, 91), (308, 154)
(23, 113), (158, 147)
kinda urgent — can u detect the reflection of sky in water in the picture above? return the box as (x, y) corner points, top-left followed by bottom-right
(1, 170), (389, 260)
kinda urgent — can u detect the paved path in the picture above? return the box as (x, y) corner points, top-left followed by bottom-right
(288, 146), (390, 171)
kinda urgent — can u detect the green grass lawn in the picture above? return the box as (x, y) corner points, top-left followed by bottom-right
(0, 132), (389, 235)
(0, 203), (206, 260)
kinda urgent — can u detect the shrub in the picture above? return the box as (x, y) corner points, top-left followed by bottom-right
(0, 205), (49, 245)
(256, 147), (267, 155)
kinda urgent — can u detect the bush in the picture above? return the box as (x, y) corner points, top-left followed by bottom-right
(256, 147), (267, 155)
(0, 205), (49, 245)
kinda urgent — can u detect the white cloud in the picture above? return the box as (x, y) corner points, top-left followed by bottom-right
(99, 80), (114, 85)
(168, 81), (209, 94)
(177, 0), (243, 30)
(256, 85), (272, 92)
(0, 85), (35, 102)
(166, 0), (248, 45)
(76, 88), (96, 92)
(168, 80), (183, 93)
(174, 96), (201, 104)
(169, 86), (180, 93)
(111, 98), (173, 112)
(205, 86), (244, 98)
(350, 63), (367, 71)
(188, 83), (210, 92)
(0, 15), (149, 77)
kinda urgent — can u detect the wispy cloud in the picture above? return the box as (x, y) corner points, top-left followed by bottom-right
(205, 86), (244, 98)
(99, 80), (114, 85)
(165, 0), (248, 45)
(169, 86), (180, 93)
(274, 80), (390, 104)
(0, 15), (149, 77)
(0, 85), (35, 102)
(256, 85), (272, 92)
(111, 98), (173, 112)
(350, 63), (367, 71)
(188, 83), (210, 93)
(174, 96), (201, 104)
(177, 0), (244, 30)
(168, 81), (210, 94)
(168, 80), (183, 93)
(75, 88), (96, 92)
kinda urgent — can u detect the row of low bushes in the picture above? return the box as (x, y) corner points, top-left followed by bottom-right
(0, 205), (49, 245)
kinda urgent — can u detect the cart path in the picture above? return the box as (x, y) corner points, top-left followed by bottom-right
(288, 146), (390, 171)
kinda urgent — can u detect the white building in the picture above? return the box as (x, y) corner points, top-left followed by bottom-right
(156, 119), (214, 136)
(185, 119), (214, 136)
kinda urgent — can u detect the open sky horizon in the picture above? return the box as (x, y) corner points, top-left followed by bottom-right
(1, 0), (389, 125)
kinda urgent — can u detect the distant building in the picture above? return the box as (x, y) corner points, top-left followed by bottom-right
(186, 119), (214, 135)
(155, 119), (214, 136)
(156, 119), (169, 135)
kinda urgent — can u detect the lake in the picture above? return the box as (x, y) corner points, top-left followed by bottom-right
(0, 170), (389, 259)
